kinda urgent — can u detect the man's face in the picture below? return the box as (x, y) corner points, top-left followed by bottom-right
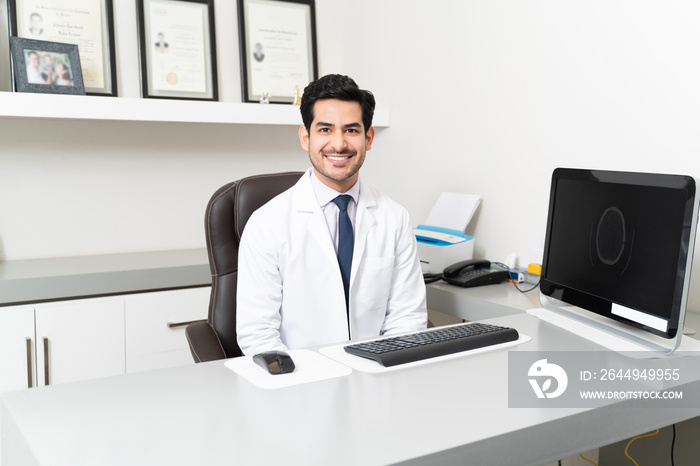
(30, 14), (41, 31)
(29, 53), (39, 68)
(299, 99), (374, 192)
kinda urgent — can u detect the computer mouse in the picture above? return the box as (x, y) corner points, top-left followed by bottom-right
(252, 350), (296, 375)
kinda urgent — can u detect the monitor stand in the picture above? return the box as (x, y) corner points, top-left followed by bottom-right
(535, 293), (688, 356)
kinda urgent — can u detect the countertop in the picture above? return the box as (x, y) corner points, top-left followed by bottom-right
(0, 249), (211, 306)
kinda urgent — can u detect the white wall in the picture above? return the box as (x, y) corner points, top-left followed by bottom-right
(351, 0), (700, 257)
(335, 0), (700, 310)
(0, 119), (302, 258)
(3, 0), (700, 309)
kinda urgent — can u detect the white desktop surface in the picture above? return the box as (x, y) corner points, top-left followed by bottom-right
(426, 281), (541, 321)
(225, 349), (352, 389)
(4, 313), (700, 466)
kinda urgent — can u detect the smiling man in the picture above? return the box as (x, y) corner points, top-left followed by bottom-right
(236, 74), (427, 356)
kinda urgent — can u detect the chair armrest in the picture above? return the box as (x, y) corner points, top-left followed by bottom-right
(185, 321), (227, 363)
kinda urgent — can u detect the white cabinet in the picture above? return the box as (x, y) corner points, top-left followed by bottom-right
(0, 306), (35, 392)
(124, 287), (210, 374)
(0, 298), (126, 391)
(35, 298), (125, 386)
(0, 286), (210, 393)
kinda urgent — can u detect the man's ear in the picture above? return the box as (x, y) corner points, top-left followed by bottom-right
(299, 125), (309, 151)
(365, 126), (375, 150)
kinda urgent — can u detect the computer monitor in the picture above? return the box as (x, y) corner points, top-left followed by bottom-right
(540, 168), (699, 352)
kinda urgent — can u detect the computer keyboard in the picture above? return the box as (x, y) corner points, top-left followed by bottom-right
(343, 322), (519, 367)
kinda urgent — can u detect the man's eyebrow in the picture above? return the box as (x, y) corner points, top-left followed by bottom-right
(314, 121), (363, 129)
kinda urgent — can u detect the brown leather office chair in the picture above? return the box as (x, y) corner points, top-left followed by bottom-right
(185, 172), (304, 362)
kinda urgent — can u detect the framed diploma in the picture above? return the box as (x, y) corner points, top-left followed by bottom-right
(9, 37), (85, 95)
(136, 0), (218, 101)
(8, 0), (118, 97)
(238, 0), (318, 104)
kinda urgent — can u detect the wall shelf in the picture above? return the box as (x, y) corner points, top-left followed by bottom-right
(0, 92), (391, 127)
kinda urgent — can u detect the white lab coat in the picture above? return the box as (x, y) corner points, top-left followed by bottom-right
(236, 169), (427, 356)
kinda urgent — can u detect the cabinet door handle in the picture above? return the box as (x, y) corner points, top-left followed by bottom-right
(43, 337), (50, 386)
(26, 337), (34, 388)
(167, 319), (206, 329)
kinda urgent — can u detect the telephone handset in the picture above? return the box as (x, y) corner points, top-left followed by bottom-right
(442, 259), (510, 288)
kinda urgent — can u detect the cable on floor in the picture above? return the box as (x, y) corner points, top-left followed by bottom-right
(625, 429), (660, 466)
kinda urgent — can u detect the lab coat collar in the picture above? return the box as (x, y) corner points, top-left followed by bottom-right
(292, 168), (377, 213)
(308, 168), (360, 209)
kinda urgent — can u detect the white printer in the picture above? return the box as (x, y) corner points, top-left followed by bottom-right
(414, 225), (474, 274)
(413, 192), (480, 274)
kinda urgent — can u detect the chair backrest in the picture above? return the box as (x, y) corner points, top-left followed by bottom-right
(205, 172), (303, 358)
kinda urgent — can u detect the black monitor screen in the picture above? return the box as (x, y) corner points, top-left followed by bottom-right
(541, 168), (697, 339)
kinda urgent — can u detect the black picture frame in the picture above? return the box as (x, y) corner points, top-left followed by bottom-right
(136, 0), (219, 101)
(238, 0), (318, 104)
(9, 37), (85, 95)
(7, 0), (118, 97)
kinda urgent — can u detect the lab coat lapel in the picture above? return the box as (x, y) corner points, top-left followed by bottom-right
(351, 180), (377, 287)
(292, 172), (338, 265)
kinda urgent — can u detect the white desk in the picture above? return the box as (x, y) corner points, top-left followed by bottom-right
(427, 280), (700, 339)
(4, 311), (700, 466)
(426, 281), (540, 321)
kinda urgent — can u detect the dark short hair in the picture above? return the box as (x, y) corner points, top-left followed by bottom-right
(300, 74), (375, 132)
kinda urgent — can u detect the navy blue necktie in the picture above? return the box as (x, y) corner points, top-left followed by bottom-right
(332, 195), (354, 312)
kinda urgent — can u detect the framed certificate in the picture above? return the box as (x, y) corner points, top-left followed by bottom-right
(8, 0), (118, 97)
(9, 37), (85, 95)
(238, 0), (318, 104)
(136, 0), (218, 101)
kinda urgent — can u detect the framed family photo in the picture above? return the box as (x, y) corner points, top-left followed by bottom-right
(9, 37), (85, 95)
(7, 0), (118, 96)
(136, 0), (219, 101)
(238, 0), (318, 104)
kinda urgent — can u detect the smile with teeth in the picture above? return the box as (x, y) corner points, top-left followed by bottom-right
(327, 155), (351, 162)
(323, 150), (355, 164)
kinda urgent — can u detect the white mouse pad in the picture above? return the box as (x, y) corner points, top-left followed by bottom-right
(225, 349), (352, 389)
(319, 334), (531, 374)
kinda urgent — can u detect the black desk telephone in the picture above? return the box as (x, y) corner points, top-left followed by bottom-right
(442, 259), (510, 288)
